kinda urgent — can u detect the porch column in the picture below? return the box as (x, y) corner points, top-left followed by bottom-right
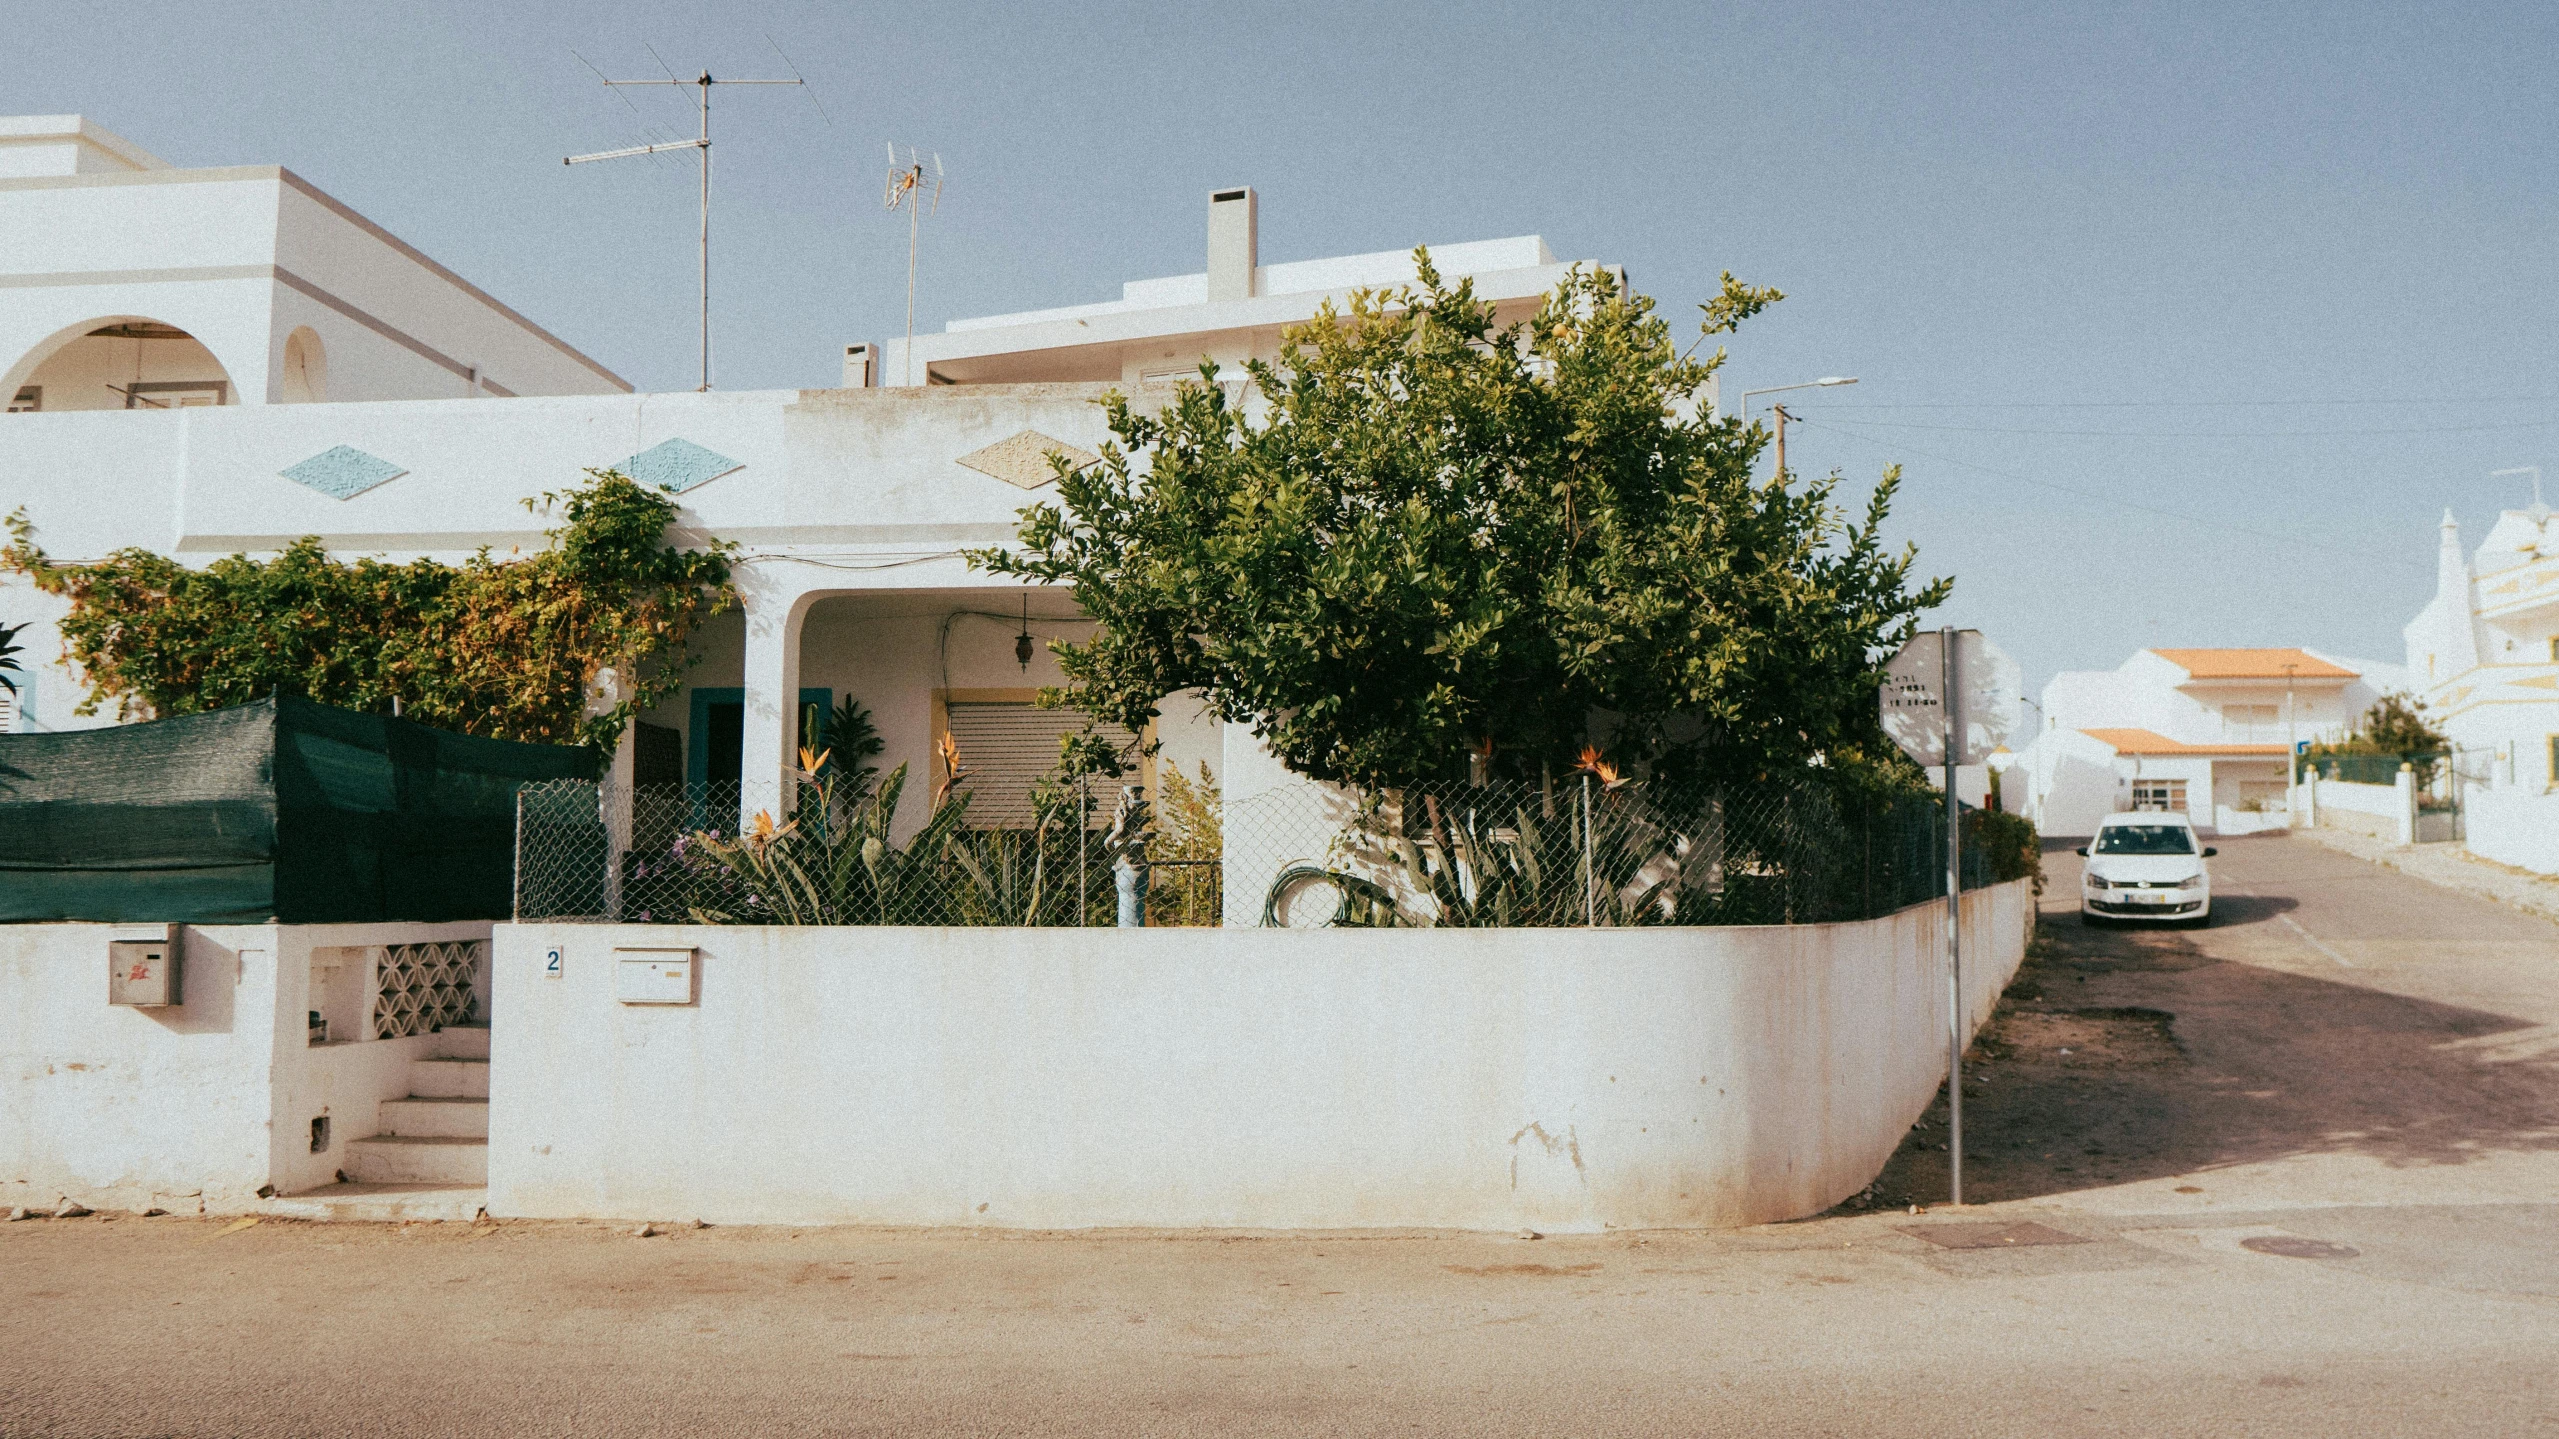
(738, 576), (815, 829)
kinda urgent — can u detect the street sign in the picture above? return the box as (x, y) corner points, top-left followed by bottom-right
(1880, 630), (2021, 768)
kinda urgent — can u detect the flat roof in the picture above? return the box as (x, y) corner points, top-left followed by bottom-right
(2150, 648), (2357, 680)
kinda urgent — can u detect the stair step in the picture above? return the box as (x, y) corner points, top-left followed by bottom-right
(346, 1134), (488, 1185)
(435, 1023), (490, 1061)
(408, 1057), (489, 1099)
(267, 1182), (485, 1224)
(379, 1096), (488, 1139)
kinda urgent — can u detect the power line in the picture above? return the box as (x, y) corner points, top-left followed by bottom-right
(1789, 418), (2429, 573)
(1802, 394), (2559, 411)
(1796, 413), (2559, 440)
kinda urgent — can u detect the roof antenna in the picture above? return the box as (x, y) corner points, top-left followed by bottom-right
(2491, 465), (2547, 513)
(885, 144), (946, 387)
(564, 55), (805, 391)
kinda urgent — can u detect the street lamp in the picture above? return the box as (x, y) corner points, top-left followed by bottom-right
(1736, 377), (1857, 477)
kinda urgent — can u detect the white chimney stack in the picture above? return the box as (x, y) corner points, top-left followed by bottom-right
(1207, 187), (1257, 303)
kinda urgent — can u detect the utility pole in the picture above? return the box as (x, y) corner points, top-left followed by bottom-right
(2283, 661), (2299, 821)
(1737, 377), (1855, 478)
(1773, 404), (1790, 477)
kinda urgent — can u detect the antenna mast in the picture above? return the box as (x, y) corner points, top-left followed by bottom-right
(566, 65), (804, 391)
(884, 145), (945, 386)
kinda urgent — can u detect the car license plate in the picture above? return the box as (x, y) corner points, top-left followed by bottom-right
(2135, 892), (2171, 905)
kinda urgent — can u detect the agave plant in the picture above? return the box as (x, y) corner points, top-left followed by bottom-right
(0, 619), (24, 695)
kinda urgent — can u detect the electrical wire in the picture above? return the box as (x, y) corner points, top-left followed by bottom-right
(1794, 413), (2559, 440)
(1788, 417), (2429, 572)
(1799, 393), (2559, 410)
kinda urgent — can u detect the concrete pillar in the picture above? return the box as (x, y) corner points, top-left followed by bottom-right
(2394, 762), (2416, 846)
(2299, 768), (2318, 829)
(738, 579), (813, 829)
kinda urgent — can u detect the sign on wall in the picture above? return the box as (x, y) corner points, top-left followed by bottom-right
(1880, 629), (2021, 768)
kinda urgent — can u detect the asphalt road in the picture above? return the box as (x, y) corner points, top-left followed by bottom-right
(4, 835), (2555, 1438)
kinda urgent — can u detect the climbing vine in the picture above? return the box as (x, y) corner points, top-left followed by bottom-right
(2, 469), (734, 752)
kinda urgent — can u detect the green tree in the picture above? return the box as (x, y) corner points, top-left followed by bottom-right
(0, 618), (25, 696)
(2351, 690), (2447, 754)
(3, 469), (732, 751)
(971, 255), (1949, 793)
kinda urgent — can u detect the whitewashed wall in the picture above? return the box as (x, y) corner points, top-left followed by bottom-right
(0, 921), (487, 1213)
(488, 881), (2031, 1232)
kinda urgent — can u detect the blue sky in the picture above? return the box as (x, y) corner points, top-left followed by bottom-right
(12, 1), (2556, 702)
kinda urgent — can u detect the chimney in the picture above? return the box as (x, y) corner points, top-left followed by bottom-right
(1207, 187), (1257, 302)
(842, 343), (874, 389)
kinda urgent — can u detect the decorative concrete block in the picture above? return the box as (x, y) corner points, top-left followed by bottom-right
(280, 445), (406, 500)
(957, 430), (1098, 490)
(620, 438), (741, 493)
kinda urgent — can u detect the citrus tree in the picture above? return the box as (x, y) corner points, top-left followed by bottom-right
(973, 255), (1949, 793)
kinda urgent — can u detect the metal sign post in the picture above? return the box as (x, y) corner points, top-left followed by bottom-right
(1881, 626), (2017, 1209)
(1940, 625), (1964, 1207)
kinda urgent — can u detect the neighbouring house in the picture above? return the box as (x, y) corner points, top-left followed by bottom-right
(2405, 505), (2559, 873)
(2003, 647), (2404, 837)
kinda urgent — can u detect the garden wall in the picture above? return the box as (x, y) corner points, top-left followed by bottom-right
(0, 921), (489, 1214)
(487, 879), (2032, 1232)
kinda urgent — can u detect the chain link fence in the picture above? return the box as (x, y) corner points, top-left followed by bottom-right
(516, 765), (2009, 929)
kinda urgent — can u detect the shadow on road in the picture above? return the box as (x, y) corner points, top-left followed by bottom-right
(1852, 835), (2559, 1209)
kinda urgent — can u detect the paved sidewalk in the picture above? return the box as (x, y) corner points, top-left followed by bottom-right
(2294, 824), (2559, 928)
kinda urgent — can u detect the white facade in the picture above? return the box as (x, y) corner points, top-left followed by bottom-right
(2004, 647), (2402, 837)
(0, 115), (627, 417)
(2404, 507), (2559, 873)
(878, 185), (1632, 399)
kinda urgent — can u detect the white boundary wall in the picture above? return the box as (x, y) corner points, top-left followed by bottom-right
(489, 881), (2031, 1232)
(0, 922), (488, 1215)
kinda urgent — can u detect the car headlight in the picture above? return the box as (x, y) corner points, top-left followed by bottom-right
(2084, 873), (2109, 889)
(2176, 873), (2205, 890)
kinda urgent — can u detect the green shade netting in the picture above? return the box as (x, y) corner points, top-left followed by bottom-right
(0, 696), (593, 923)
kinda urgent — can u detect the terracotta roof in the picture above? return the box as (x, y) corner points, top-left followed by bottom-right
(2149, 648), (2357, 680)
(2081, 727), (2292, 757)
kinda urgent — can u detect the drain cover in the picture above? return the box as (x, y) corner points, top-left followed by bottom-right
(1897, 1221), (2091, 1250)
(2239, 1235), (2360, 1260)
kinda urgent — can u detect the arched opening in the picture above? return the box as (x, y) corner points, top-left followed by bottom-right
(279, 326), (327, 404)
(5, 318), (236, 414)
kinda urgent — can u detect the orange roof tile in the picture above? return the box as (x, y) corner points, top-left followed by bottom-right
(2081, 727), (2293, 757)
(2149, 648), (2357, 680)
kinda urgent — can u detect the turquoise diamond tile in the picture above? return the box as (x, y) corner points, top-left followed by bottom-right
(621, 437), (742, 493)
(280, 445), (407, 500)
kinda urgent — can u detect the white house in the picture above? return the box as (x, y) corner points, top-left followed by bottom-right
(0, 117), (1614, 867)
(0, 115), (628, 416)
(2404, 505), (2559, 873)
(2004, 647), (2402, 837)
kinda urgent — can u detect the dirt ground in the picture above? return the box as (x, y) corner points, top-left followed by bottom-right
(5, 834), (2557, 1437)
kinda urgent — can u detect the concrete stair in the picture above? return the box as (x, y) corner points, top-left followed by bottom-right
(344, 1024), (491, 1189)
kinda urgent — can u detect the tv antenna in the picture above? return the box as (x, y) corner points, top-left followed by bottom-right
(2492, 465), (2547, 512)
(565, 54), (807, 391)
(884, 144), (945, 386)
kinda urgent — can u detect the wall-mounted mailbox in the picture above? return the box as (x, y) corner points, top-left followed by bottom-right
(614, 948), (695, 1005)
(108, 931), (181, 1007)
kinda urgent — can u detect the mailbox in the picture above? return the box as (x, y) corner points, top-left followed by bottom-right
(615, 948), (694, 1005)
(108, 931), (181, 1007)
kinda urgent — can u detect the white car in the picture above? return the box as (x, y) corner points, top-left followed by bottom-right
(2077, 811), (2217, 927)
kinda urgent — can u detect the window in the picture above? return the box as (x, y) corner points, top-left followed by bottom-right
(120, 380), (227, 409)
(2222, 703), (2279, 740)
(2095, 822), (2198, 856)
(0, 685), (15, 733)
(2549, 735), (2559, 791)
(943, 700), (1139, 828)
(5, 386), (37, 413)
(2129, 778), (2187, 813)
